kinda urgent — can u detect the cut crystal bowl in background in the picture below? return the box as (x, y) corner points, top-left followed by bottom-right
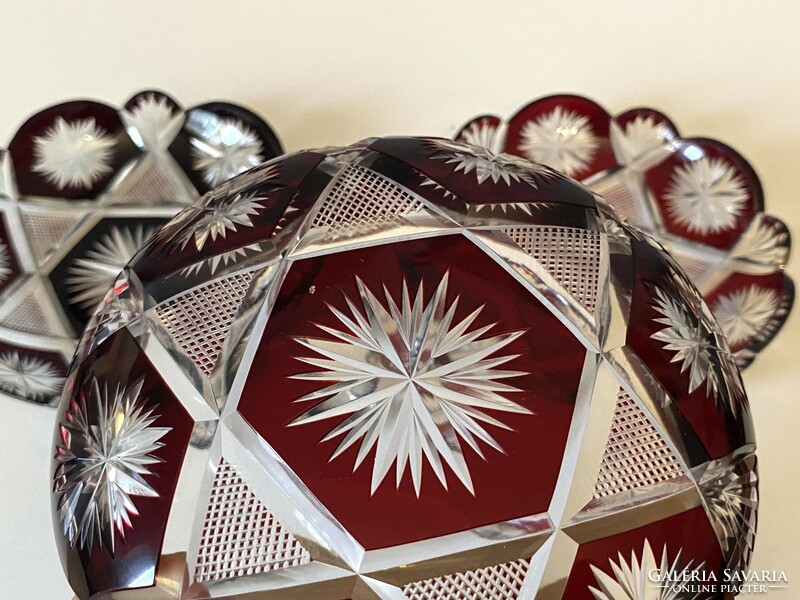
(456, 94), (793, 368)
(52, 137), (756, 599)
(0, 90), (282, 405)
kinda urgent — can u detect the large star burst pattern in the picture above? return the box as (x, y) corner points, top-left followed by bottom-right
(712, 285), (779, 347)
(66, 224), (160, 314)
(32, 117), (116, 190)
(53, 376), (171, 552)
(651, 285), (745, 416)
(610, 115), (671, 165)
(190, 117), (265, 187)
(589, 539), (707, 600)
(458, 119), (502, 153)
(178, 192), (266, 252)
(288, 272), (531, 496)
(664, 157), (749, 235)
(519, 107), (599, 177)
(0, 351), (65, 401)
(427, 139), (555, 188)
(122, 94), (182, 150)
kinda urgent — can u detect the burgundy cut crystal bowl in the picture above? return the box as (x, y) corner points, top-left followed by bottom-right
(53, 137), (756, 600)
(456, 94), (792, 368)
(0, 90), (282, 406)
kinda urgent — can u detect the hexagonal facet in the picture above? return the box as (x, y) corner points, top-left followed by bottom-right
(52, 137), (756, 600)
(238, 235), (586, 549)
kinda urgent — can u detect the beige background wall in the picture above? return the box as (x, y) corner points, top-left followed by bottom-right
(0, 2), (797, 598)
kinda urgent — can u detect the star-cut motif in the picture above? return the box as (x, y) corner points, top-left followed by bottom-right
(651, 286), (715, 394)
(32, 117), (116, 190)
(699, 455), (757, 572)
(712, 286), (779, 347)
(123, 93), (183, 150)
(53, 376), (170, 552)
(0, 351), (64, 401)
(610, 115), (672, 165)
(66, 224), (159, 314)
(177, 192), (265, 251)
(589, 539), (707, 600)
(651, 284), (745, 416)
(729, 216), (789, 267)
(191, 117), (265, 187)
(0, 241), (12, 283)
(458, 118), (502, 153)
(288, 271), (530, 496)
(664, 157), (748, 235)
(427, 138), (555, 188)
(473, 202), (544, 216)
(181, 243), (263, 276)
(419, 175), (458, 200)
(519, 107), (599, 177)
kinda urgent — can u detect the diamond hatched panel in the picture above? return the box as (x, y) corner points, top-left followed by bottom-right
(593, 391), (684, 499)
(20, 211), (81, 263)
(312, 164), (424, 234)
(0, 291), (51, 335)
(119, 165), (178, 204)
(156, 271), (254, 376)
(504, 226), (601, 311)
(594, 178), (642, 225)
(671, 252), (712, 282)
(194, 460), (310, 583)
(403, 558), (530, 600)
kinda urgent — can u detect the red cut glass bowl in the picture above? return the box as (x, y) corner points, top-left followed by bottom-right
(52, 137), (756, 600)
(0, 90), (282, 406)
(456, 95), (792, 369)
